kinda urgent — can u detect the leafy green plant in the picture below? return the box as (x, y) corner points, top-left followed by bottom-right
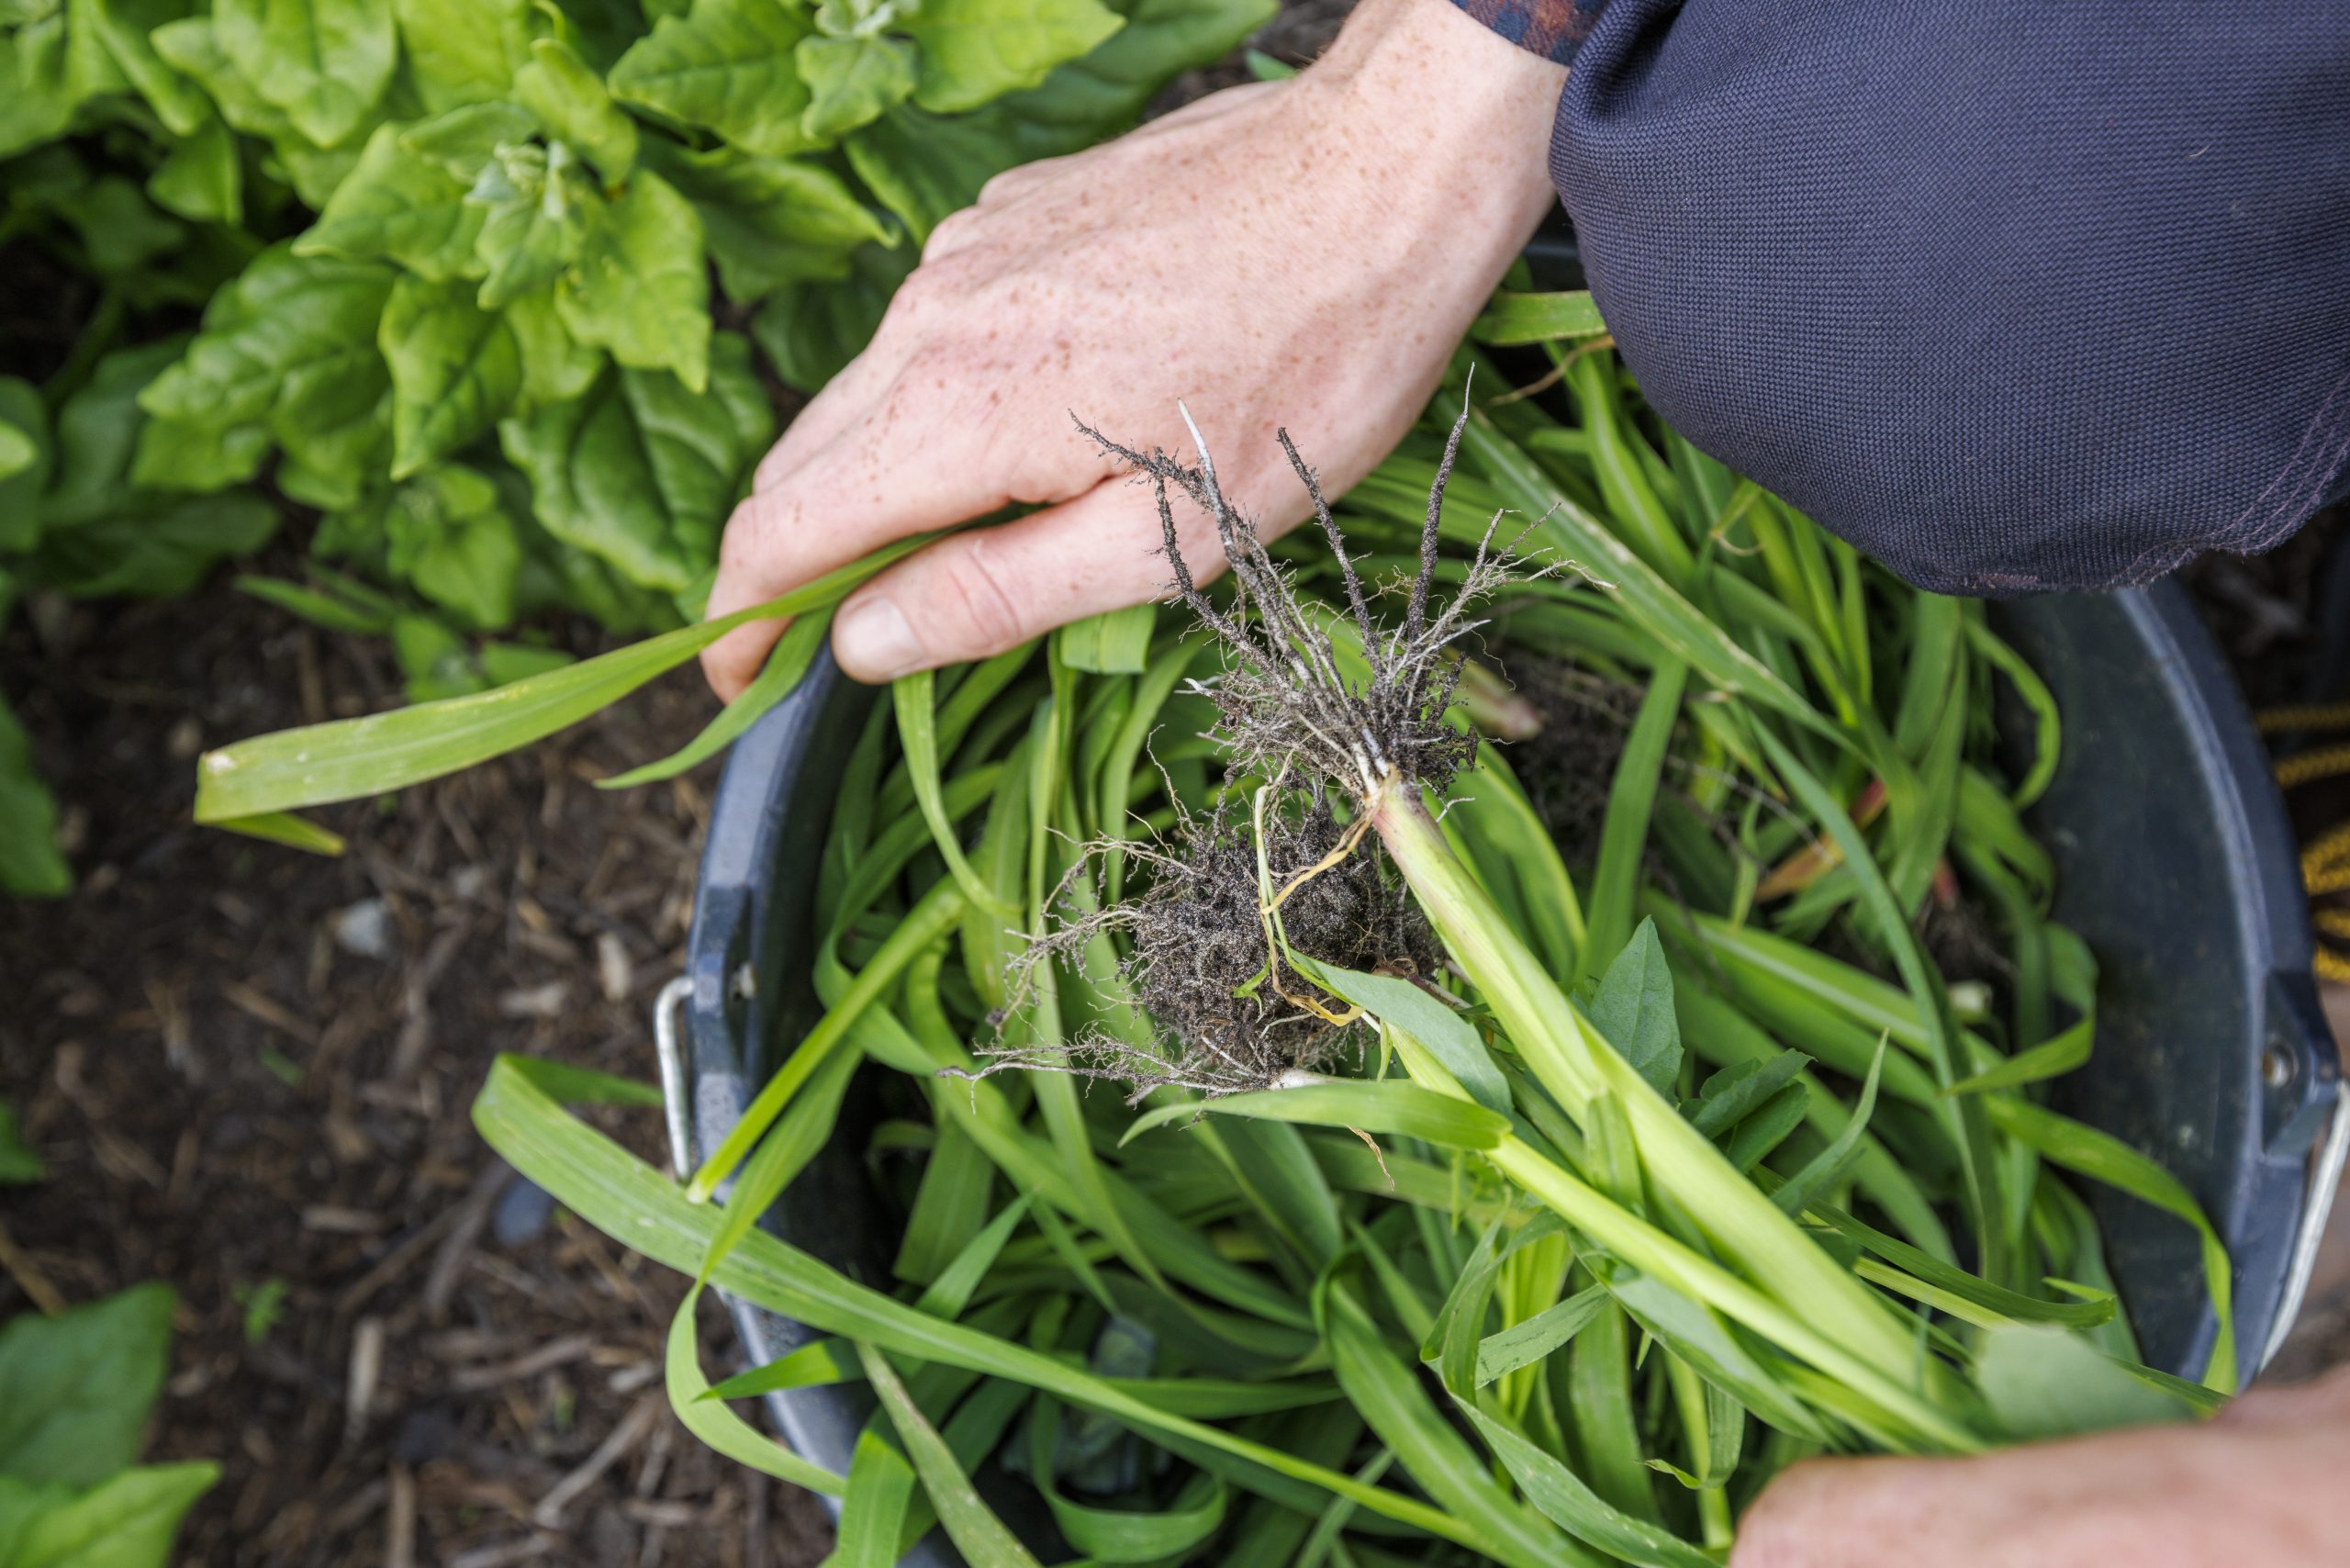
(0, 1285), (216, 1565)
(0, 0), (1272, 891)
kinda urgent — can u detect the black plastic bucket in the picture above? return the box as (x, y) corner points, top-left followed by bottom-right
(666, 579), (2344, 1550)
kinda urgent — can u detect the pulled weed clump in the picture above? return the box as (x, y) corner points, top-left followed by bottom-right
(991, 793), (1442, 1098)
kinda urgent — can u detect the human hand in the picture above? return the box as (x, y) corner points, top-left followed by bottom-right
(699, 0), (1565, 698)
(1730, 1365), (2350, 1568)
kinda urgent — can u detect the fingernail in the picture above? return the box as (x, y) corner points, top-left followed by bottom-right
(835, 596), (923, 678)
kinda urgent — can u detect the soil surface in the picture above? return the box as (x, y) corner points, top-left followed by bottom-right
(0, 575), (835, 1567)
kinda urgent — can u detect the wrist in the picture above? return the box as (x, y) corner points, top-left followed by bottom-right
(1297, 0), (1565, 264)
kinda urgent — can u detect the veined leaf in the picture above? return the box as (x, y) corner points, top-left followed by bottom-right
(557, 170), (711, 392)
(295, 121), (484, 281)
(905, 0), (1124, 115)
(608, 0), (819, 156)
(214, 0), (397, 147)
(380, 274), (522, 478)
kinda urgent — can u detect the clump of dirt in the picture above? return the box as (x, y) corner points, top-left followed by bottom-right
(998, 796), (1439, 1098)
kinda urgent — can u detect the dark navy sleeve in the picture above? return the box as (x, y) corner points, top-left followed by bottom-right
(1505, 0), (2350, 595)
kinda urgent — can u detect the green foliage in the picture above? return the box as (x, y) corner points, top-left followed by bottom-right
(0, 0), (1270, 895)
(0, 1286), (214, 1567)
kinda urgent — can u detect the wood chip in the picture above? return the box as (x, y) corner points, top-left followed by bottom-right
(532, 1393), (662, 1528)
(303, 1205), (390, 1235)
(345, 1316), (386, 1443)
(221, 980), (319, 1047)
(447, 1535), (557, 1568)
(386, 1467), (416, 1568)
(450, 1333), (595, 1394)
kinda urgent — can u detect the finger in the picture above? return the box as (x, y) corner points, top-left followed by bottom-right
(701, 410), (1069, 700)
(2214, 1364), (2350, 1428)
(828, 480), (1223, 682)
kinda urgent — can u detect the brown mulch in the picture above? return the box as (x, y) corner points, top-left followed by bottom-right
(0, 577), (831, 1568)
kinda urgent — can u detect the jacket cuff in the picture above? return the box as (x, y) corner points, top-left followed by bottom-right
(1451, 0), (1607, 64)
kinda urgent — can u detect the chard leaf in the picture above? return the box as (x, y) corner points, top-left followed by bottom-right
(135, 247), (396, 492)
(607, 0), (819, 157)
(498, 331), (770, 593)
(150, 17), (286, 142)
(0, 698), (70, 898)
(380, 274), (523, 477)
(511, 36), (636, 181)
(0, 378), (50, 552)
(148, 115), (245, 225)
(296, 122), (485, 281)
(469, 143), (597, 309)
(751, 240), (914, 390)
(641, 140), (894, 303)
(0, 1283), (175, 1484)
(507, 288), (605, 404)
(214, 0), (397, 148)
(1, 1462), (218, 1568)
(905, 0), (1124, 114)
(0, 17), (77, 161)
(400, 99), (537, 181)
(78, 0), (214, 135)
(393, 0), (532, 110)
(795, 32), (915, 141)
(556, 170), (711, 392)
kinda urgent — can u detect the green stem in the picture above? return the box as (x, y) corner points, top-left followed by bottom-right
(1368, 778), (1929, 1389)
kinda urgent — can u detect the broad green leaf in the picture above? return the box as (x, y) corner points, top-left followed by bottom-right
(1473, 290), (1606, 345)
(511, 36), (636, 181)
(296, 121), (485, 280)
(1291, 958), (1513, 1118)
(0, 1283), (175, 1484)
(1587, 918), (1682, 1096)
(1975, 1326), (2196, 1440)
(0, 378), (52, 553)
(1122, 1081), (1511, 1150)
(750, 239), (914, 389)
(136, 246), (396, 494)
(78, 0), (212, 134)
(844, 101), (1009, 242)
(393, 0), (532, 111)
(506, 288), (605, 404)
(905, 0), (1123, 114)
(0, 17), (77, 162)
(607, 0), (819, 157)
(0, 699), (71, 898)
(795, 32), (915, 140)
(34, 494), (279, 599)
(399, 99), (537, 181)
(640, 140), (893, 304)
(5, 1462), (218, 1568)
(380, 274), (522, 477)
(557, 170), (711, 392)
(214, 0), (397, 147)
(468, 143), (598, 309)
(499, 331), (767, 592)
(147, 116), (245, 226)
(365, 464), (522, 626)
(42, 176), (183, 276)
(150, 17), (287, 142)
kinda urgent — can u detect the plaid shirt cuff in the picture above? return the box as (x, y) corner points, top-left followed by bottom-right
(1451, 0), (1606, 63)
